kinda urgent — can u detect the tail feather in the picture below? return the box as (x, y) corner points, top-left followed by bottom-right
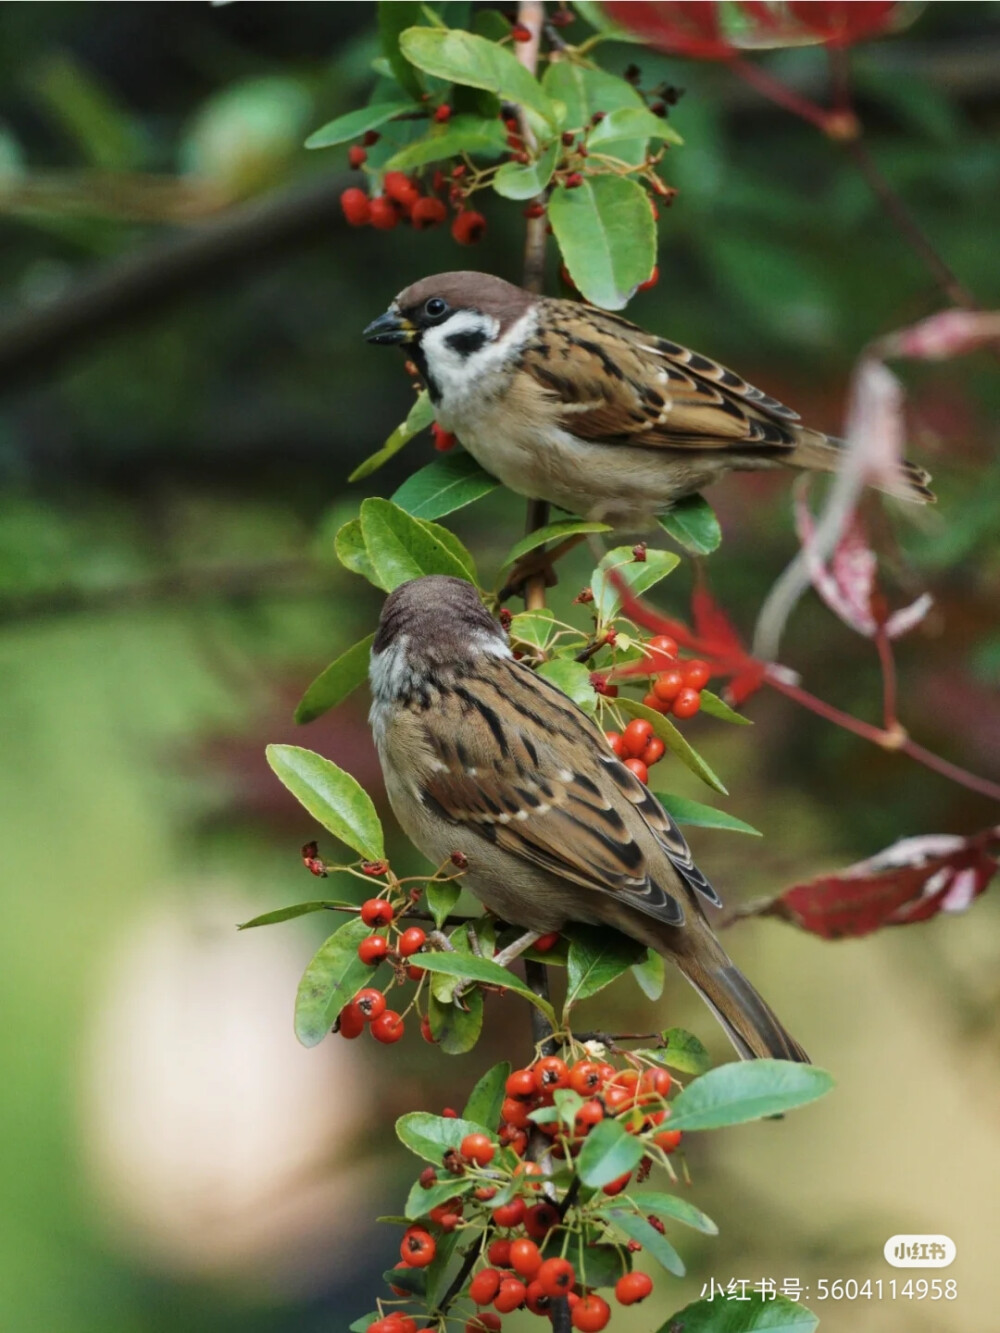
(676, 954), (810, 1063)
(790, 429), (935, 504)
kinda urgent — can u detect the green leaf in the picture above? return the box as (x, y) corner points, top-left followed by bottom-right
(542, 1232), (629, 1288)
(493, 139), (559, 200)
(349, 391), (434, 483)
(359, 497), (475, 589)
(294, 634), (374, 725)
(350, 1314), (380, 1333)
(536, 658), (597, 713)
(636, 1191), (718, 1236)
(266, 744), (384, 859)
(658, 1293), (819, 1333)
(463, 1061), (510, 1131)
(576, 1116), (645, 1188)
(416, 516), (477, 579)
(396, 1110), (487, 1164)
(425, 1228), (461, 1312)
(549, 173), (655, 310)
(294, 915), (374, 1047)
(542, 63), (645, 144)
(601, 1209), (685, 1277)
(698, 690), (751, 726)
(382, 1265), (426, 1297)
(378, 1), (426, 102)
(405, 1174), (475, 1221)
(426, 877), (461, 928)
(501, 519), (611, 570)
(415, 951), (557, 1026)
(631, 948), (664, 1000)
(335, 518), (383, 588)
(656, 794), (760, 836)
(384, 114), (508, 171)
(508, 608), (558, 653)
(656, 1028), (712, 1075)
(616, 697), (727, 795)
(305, 100), (414, 150)
(392, 451), (499, 520)
(591, 545), (680, 621)
(565, 925), (645, 1009)
(657, 494), (722, 555)
(667, 1060), (834, 1131)
(238, 901), (344, 930)
(428, 988), (484, 1054)
(400, 28), (556, 124)
(589, 105), (683, 150)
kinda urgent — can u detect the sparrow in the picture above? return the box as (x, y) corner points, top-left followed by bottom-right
(363, 271), (933, 529)
(368, 574), (808, 1062)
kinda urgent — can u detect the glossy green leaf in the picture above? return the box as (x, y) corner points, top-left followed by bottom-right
(576, 1116), (645, 1188)
(238, 901), (344, 930)
(493, 139), (559, 200)
(657, 494), (723, 555)
(667, 1059), (834, 1131)
(392, 451), (499, 520)
(294, 915), (374, 1047)
(396, 1110), (487, 1164)
(294, 633), (374, 725)
(616, 697), (727, 794)
(428, 988), (484, 1054)
(631, 948), (664, 1000)
(350, 1314), (380, 1332)
(653, 1027), (712, 1075)
(416, 516), (477, 579)
(542, 62), (645, 140)
(415, 951), (557, 1026)
(425, 877), (461, 928)
(658, 1293), (819, 1333)
(384, 114), (508, 171)
(565, 924), (645, 1009)
(382, 1266), (425, 1296)
(335, 518), (384, 588)
(501, 518), (611, 570)
(405, 1174), (474, 1221)
(425, 1229), (461, 1312)
(536, 658), (597, 713)
(698, 689), (751, 726)
(463, 1061), (510, 1131)
(589, 105), (682, 150)
(592, 545), (680, 621)
(657, 794), (761, 836)
(507, 609), (558, 653)
(549, 173), (655, 310)
(601, 1209), (685, 1276)
(542, 1233), (629, 1288)
(266, 744), (384, 859)
(400, 27), (556, 124)
(378, 1), (425, 102)
(305, 99), (413, 150)
(349, 391), (434, 483)
(360, 497), (474, 589)
(635, 1191), (718, 1236)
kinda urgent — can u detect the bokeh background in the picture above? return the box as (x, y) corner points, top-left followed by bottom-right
(1, 4), (998, 1332)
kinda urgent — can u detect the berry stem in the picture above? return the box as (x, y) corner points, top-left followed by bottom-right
(874, 624), (898, 731)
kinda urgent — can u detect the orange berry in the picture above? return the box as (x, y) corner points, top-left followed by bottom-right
(621, 718), (654, 758)
(683, 659), (711, 689)
(624, 758), (648, 784)
(641, 736), (665, 765)
(672, 688), (701, 719)
(652, 669), (684, 703)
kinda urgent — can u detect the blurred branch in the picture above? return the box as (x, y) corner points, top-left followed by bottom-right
(0, 172), (350, 394)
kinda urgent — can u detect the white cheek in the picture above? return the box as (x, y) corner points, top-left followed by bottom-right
(423, 308), (538, 406)
(369, 636), (417, 709)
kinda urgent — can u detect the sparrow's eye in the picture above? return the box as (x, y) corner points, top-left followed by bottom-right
(423, 297), (448, 321)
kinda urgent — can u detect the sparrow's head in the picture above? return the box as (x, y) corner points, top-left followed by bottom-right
(370, 575), (510, 704)
(363, 273), (535, 395)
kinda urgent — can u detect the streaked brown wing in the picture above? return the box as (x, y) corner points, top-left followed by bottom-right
(414, 659), (721, 929)
(521, 300), (801, 452)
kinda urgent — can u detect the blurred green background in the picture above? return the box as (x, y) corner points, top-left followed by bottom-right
(1, 4), (998, 1332)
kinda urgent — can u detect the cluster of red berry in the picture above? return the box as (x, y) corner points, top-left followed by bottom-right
(336, 896), (428, 1043)
(341, 153), (487, 243)
(602, 634), (711, 779)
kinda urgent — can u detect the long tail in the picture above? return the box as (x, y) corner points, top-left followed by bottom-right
(789, 428), (935, 504)
(674, 948), (810, 1063)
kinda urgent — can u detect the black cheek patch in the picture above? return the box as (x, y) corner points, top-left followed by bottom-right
(445, 328), (489, 357)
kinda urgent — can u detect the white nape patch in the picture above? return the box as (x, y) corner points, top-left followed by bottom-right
(472, 629), (513, 660)
(423, 306), (539, 421)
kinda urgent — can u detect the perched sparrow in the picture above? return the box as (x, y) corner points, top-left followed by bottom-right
(369, 574), (808, 1062)
(364, 271), (933, 529)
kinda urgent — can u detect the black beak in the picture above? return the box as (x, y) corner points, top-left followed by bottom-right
(363, 309), (416, 346)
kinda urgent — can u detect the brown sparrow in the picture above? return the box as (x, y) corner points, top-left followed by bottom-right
(363, 271), (933, 529)
(369, 574), (808, 1062)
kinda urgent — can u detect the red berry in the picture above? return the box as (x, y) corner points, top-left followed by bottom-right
(525, 1281), (551, 1316)
(615, 1272), (653, 1305)
(641, 736), (665, 766)
(672, 688), (701, 719)
(398, 926), (427, 957)
(420, 1013), (437, 1044)
(361, 898), (394, 927)
(523, 1202), (559, 1240)
(452, 210), (487, 245)
(604, 730), (626, 757)
(433, 103), (452, 122)
(384, 171), (419, 207)
(533, 1056), (569, 1093)
(653, 669), (684, 703)
(337, 1002), (365, 1039)
(642, 692), (666, 713)
(369, 196), (398, 229)
(534, 931), (561, 953)
(466, 1317), (501, 1333)
(460, 1133), (495, 1167)
(354, 987), (386, 1022)
(602, 1169), (632, 1196)
(488, 1238), (513, 1268)
(572, 1294), (611, 1331)
(400, 1227), (436, 1268)
(406, 964), (424, 982)
(647, 634), (679, 668)
(683, 659), (711, 689)
(573, 1099), (604, 1135)
(348, 145), (367, 169)
(621, 718), (654, 758)
(624, 758), (649, 784)
(505, 1068), (536, 1099)
(523, 202), (545, 219)
(511, 22), (532, 41)
(494, 1278), (527, 1313)
(432, 423), (456, 452)
(501, 1096), (532, 1129)
(371, 1009), (405, 1043)
(638, 266), (660, 292)
(568, 1061), (602, 1096)
(411, 196), (447, 230)
(442, 1107), (458, 1118)
(493, 1197), (526, 1229)
(475, 1186), (498, 1202)
(653, 1128), (683, 1153)
(470, 1270), (503, 1305)
(564, 172), (583, 189)
(640, 1067), (672, 1098)
(340, 187), (370, 226)
(509, 1239), (543, 1279)
(358, 935), (388, 965)
(362, 130), (381, 147)
(536, 1257), (575, 1298)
